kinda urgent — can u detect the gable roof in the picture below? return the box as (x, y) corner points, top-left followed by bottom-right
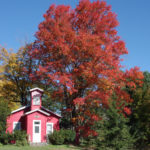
(41, 106), (61, 118)
(24, 109), (50, 116)
(11, 105), (61, 118)
(30, 87), (44, 92)
(11, 106), (29, 114)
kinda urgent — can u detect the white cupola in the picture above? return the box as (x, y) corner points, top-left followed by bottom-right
(30, 88), (43, 111)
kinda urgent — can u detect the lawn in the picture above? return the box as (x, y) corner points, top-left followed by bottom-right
(0, 144), (82, 150)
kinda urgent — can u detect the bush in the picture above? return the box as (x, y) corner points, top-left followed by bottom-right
(63, 129), (76, 143)
(0, 132), (13, 145)
(0, 130), (28, 146)
(13, 130), (28, 146)
(15, 139), (28, 146)
(48, 129), (76, 145)
(48, 130), (65, 145)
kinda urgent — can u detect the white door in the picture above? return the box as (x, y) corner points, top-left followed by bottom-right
(33, 120), (41, 143)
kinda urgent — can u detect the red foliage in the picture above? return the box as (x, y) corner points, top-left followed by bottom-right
(29, 0), (144, 138)
(124, 107), (131, 115)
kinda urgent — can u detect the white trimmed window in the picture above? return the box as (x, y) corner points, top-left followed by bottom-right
(13, 122), (21, 131)
(33, 95), (40, 105)
(46, 123), (53, 135)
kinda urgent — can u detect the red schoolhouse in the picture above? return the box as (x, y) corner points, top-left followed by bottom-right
(7, 87), (61, 143)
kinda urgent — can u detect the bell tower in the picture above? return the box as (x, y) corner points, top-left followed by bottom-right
(30, 88), (43, 111)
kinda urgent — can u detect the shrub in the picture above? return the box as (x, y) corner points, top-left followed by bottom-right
(0, 130), (28, 146)
(63, 129), (76, 143)
(13, 130), (28, 146)
(0, 132), (13, 145)
(48, 130), (65, 145)
(48, 129), (76, 145)
(15, 139), (28, 146)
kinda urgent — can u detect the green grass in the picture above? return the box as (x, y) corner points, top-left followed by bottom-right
(0, 144), (81, 150)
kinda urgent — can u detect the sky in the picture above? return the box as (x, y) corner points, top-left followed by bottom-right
(0, 0), (150, 72)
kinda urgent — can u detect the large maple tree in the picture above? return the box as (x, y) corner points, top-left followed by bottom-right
(29, 0), (143, 135)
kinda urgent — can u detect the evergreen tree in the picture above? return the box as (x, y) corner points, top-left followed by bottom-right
(89, 101), (134, 150)
(127, 71), (150, 149)
(0, 98), (10, 134)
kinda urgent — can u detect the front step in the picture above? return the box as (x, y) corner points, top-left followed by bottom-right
(30, 142), (48, 146)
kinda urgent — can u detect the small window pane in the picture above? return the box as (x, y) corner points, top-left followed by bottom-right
(34, 122), (40, 125)
(35, 126), (39, 133)
(33, 96), (40, 105)
(13, 122), (21, 131)
(47, 124), (53, 134)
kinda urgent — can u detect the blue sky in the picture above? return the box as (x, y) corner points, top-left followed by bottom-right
(0, 0), (149, 72)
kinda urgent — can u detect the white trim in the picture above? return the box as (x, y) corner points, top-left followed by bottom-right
(13, 122), (21, 131)
(33, 120), (41, 143)
(41, 106), (61, 118)
(11, 106), (29, 114)
(46, 123), (53, 134)
(30, 87), (44, 92)
(24, 109), (50, 116)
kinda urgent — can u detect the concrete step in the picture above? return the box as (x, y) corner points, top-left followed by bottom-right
(30, 142), (48, 146)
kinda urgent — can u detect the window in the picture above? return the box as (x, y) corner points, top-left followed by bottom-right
(46, 123), (53, 135)
(35, 126), (40, 133)
(33, 96), (40, 105)
(34, 121), (40, 125)
(13, 122), (21, 131)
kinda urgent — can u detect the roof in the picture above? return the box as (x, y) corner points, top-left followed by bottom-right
(11, 106), (29, 114)
(30, 87), (44, 92)
(23, 109), (50, 116)
(41, 106), (61, 118)
(11, 106), (61, 118)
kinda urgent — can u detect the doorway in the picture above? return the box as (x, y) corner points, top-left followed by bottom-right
(33, 120), (41, 143)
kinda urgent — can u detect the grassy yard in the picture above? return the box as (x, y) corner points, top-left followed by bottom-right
(0, 144), (82, 150)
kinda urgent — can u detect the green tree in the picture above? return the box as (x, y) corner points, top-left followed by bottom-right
(127, 71), (150, 149)
(0, 46), (34, 107)
(83, 101), (134, 150)
(0, 98), (10, 134)
(0, 46), (61, 114)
